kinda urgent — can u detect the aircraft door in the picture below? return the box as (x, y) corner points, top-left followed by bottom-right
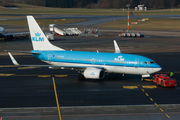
(134, 59), (139, 68)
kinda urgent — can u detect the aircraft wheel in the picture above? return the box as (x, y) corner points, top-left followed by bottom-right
(141, 78), (145, 82)
(78, 74), (85, 81)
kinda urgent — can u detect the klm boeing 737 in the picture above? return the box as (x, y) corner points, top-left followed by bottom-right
(7, 16), (161, 81)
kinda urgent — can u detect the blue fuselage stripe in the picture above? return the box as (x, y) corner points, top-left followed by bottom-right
(31, 50), (161, 68)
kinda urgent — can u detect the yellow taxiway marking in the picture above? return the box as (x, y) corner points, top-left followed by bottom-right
(150, 98), (153, 101)
(38, 75), (51, 78)
(141, 89), (145, 92)
(123, 86), (138, 89)
(145, 93), (149, 96)
(0, 74), (15, 76)
(52, 77), (62, 120)
(154, 103), (158, 107)
(166, 114), (170, 118)
(18, 67), (40, 69)
(144, 79), (154, 82)
(142, 85), (157, 89)
(160, 108), (164, 112)
(142, 89), (170, 119)
(55, 75), (67, 77)
(0, 65), (17, 67)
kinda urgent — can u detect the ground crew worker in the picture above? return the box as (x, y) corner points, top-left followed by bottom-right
(170, 71), (174, 78)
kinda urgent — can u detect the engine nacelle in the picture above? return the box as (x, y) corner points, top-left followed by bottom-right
(83, 68), (105, 79)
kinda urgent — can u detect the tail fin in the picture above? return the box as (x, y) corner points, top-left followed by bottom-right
(27, 16), (64, 51)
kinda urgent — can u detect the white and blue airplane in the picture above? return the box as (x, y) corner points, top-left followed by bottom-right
(7, 16), (161, 81)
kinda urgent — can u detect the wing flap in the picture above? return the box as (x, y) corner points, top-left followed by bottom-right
(8, 52), (103, 70)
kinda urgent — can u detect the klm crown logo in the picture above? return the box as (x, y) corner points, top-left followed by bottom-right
(90, 72), (95, 76)
(32, 32), (44, 41)
(35, 32), (41, 37)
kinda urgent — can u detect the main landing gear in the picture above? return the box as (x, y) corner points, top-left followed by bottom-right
(141, 74), (150, 82)
(141, 77), (145, 82)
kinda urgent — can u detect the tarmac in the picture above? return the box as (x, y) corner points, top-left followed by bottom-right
(0, 27), (180, 120)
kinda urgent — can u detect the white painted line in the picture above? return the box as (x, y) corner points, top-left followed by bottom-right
(43, 111), (54, 112)
(105, 109), (115, 111)
(84, 110), (95, 111)
(145, 108), (156, 110)
(64, 110), (74, 112)
(125, 109), (135, 111)
(2, 111), (33, 113)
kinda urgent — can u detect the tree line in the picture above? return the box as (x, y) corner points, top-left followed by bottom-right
(1, 0), (180, 9)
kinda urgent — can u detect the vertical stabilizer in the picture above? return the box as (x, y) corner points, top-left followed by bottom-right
(27, 16), (64, 51)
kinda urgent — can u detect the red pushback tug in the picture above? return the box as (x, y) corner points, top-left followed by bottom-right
(154, 74), (177, 87)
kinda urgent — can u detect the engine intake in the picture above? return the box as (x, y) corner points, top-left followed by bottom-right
(83, 68), (105, 79)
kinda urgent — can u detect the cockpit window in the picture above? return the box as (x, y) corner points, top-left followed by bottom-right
(145, 61), (155, 64)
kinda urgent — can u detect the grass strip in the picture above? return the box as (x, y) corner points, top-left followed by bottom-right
(99, 18), (180, 30)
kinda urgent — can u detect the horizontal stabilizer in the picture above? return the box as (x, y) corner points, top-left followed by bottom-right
(5, 50), (40, 54)
(8, 52), (19, 65)
(113, 40), (121, 53)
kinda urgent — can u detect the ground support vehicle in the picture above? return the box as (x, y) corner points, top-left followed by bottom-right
(0, 33), (5, 42)
(14, 34), (29, 40)
(117, 32), (144, 37)
(154, 74), (177, 87)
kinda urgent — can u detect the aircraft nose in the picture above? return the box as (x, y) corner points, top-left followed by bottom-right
(154, 64), (162, 72)
(155, 67), (162, 72)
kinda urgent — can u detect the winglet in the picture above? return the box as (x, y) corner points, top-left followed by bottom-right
(113, 40), (121, 53)
(8, 52), (19, 65)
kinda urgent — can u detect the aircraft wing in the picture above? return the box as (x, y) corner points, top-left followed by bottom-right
(8, 52), (103, 71)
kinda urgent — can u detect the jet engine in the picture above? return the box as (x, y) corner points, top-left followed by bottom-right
(83, 68), (105, 79)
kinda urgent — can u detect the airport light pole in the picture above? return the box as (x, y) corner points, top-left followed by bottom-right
(126, 4), (130, 33)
